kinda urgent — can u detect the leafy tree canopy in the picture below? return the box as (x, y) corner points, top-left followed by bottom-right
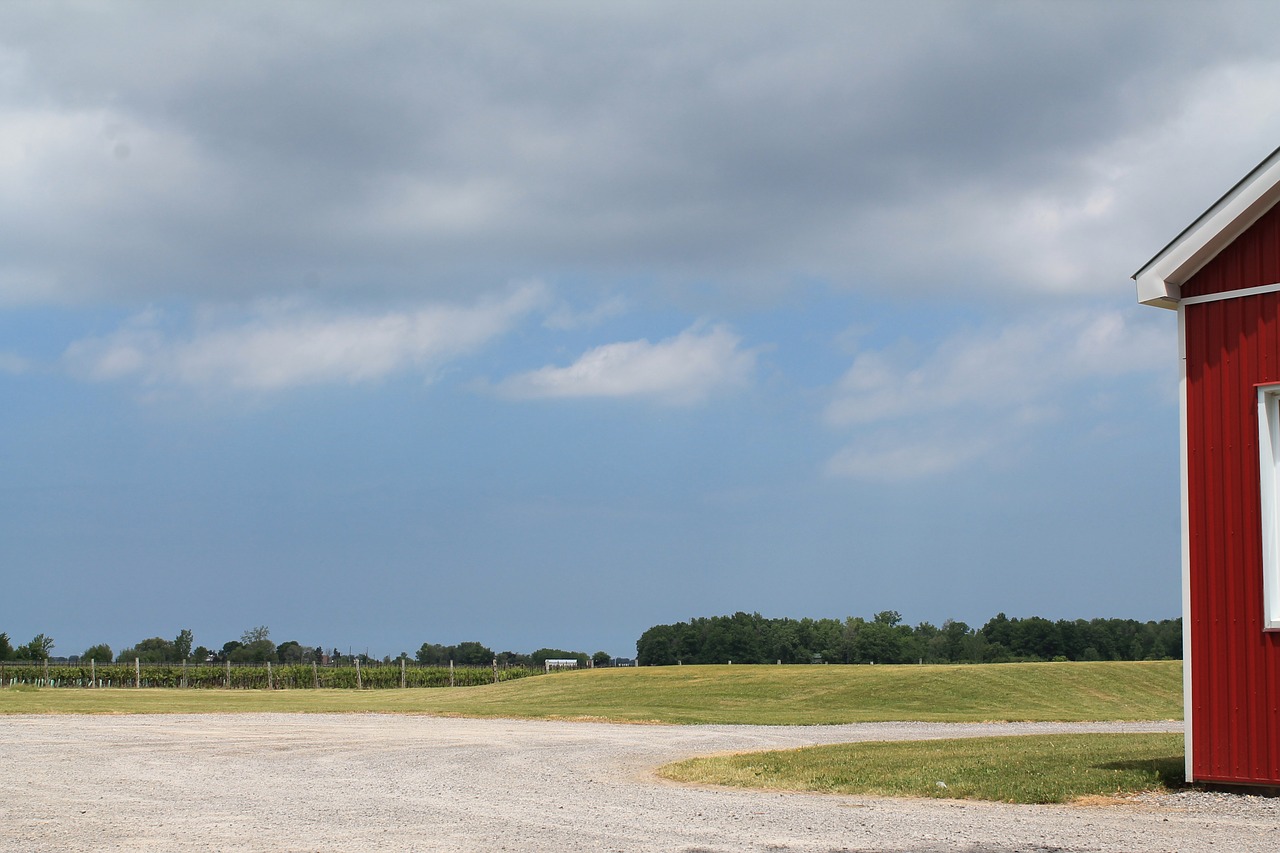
(15, 633), (54, 661)
(81, 644), (113, 663)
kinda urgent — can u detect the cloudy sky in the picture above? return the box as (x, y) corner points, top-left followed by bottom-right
(4, 1), (1280, 660)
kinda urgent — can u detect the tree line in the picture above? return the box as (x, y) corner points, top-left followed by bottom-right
(0, 626), (615, 668)
(635, 611), (1182, 666)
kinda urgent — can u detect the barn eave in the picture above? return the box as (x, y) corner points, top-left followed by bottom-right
(1133, 145), (1280, 309)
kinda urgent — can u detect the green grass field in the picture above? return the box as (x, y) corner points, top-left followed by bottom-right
(659, 732), (1185, 803)
(0, 660), (1182, 724)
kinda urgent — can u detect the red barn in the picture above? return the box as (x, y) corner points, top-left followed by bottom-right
(1135, 146), (1280, 787)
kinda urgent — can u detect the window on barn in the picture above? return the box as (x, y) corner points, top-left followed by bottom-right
(1258, 385), (1280, 630)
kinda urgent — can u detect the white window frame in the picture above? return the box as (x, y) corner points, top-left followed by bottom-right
(1258, 384), (1280, 630)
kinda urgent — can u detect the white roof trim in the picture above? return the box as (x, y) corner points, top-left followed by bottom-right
(1134, 146), (1280, 310)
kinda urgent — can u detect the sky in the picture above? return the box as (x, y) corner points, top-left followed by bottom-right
(5, 1), (1280, 661)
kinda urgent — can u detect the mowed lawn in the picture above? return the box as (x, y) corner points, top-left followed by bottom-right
(0, 660), (1181, 724)
(659, 732), (1186, 803)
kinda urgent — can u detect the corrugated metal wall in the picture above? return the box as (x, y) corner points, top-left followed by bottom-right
(1184, 208), (1280, 785)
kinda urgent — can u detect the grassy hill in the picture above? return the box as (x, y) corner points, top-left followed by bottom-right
(1, 660), (1181, 724)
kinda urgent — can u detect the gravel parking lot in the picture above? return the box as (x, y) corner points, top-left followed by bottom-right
(1, 713), (1274, 852)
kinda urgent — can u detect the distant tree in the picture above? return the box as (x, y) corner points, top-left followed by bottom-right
(0, 632), (12, 661)
(276, 641), (306, 663)
(636, 624), (679, 666)
(453, 642), (494, 666)
(241, 626), (271, 645)
(82, 644), (113, 663)
(218, 641), (243, 662)
(496, 650), (531, 667)
(853, 620), (906, 664)
(592, 651), (611, 667)
(15, 633), (54, 661)
(230, 639), (277, 663)
(416, 643), (448, 666)
(960, 629), (989, 663)
(981, 613), (1014, 649)
(173, 629), (194, 661)
(192, 646), (212, 662)
(938, 620), (973, 662)
(117, 637), (175, 663)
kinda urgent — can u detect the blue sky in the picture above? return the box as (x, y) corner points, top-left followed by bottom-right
(3, 1), (1280, 659)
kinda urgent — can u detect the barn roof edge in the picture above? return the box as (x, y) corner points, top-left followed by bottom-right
(1133, 145), (1280, 309)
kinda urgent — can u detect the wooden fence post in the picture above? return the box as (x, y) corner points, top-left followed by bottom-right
(182, 660), (188, 689)
(449, 660), (454, 688)
(266, 661), (273, 690)
(43, 658), (49, 686)
(90, 658), (96, 688)
(355, 658), (363, 689)
(400, 658), (406, 689)
(225, 659), (231, 689)
(492, 658), (498, 684)
(134, 658), (140, 689)
(312, 661), (319, 689)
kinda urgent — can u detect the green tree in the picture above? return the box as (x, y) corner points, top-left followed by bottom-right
(173, 629), (194, 661)
(591, 651), (612, 667)
(453, 641), (495, 665)
(416, 643), (448, 666)
(117, 637), (175, 663)
(276, 641), (305, 663)
(16, 633), (54, 661)
(853, 620), (905, 664)
(636, 623), (678, 666)
(82, 644), (113, 662)
(0, 632), (12, 661)
(230, 639), (277, 663)
(496, 650), (531, 667)
(241, 626), (271, 644)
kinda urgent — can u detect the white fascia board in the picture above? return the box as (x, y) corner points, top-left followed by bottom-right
(1178, 305), (1193, 782)
(1135, 273), (1181, 309)
(1134, 147), (1280, 311)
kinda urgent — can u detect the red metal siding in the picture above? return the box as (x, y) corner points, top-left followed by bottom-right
(1184, 203), (1280, 784)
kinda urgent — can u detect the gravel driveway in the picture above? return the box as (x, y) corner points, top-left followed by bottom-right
(1, 713), (1273, 852)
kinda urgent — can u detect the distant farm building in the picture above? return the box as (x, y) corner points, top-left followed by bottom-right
(543, 659), (578, 672)
(1134, 145), (1280, 787)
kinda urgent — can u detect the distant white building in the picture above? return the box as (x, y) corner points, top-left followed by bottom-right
(543, 659), (578, 671)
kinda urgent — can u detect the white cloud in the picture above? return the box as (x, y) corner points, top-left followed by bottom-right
(824, 310), (1174, 481)
(542, 295), (630, 331)
(494, 324), (755, 405)
(63, 283), (547, 391)
(826, 430), (999, 482)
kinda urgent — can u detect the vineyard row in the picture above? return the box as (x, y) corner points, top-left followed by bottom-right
(0, 660), (544, 690)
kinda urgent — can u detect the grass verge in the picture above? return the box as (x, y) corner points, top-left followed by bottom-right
(0, 661), (1182, 724)
(658, 732), (1185, 804)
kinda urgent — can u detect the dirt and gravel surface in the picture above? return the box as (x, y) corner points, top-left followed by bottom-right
(0, 713), (1273, 852)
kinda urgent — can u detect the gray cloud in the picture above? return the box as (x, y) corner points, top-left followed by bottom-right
(2, 2), (1279, 309)
(823, 308), (1176, 480)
